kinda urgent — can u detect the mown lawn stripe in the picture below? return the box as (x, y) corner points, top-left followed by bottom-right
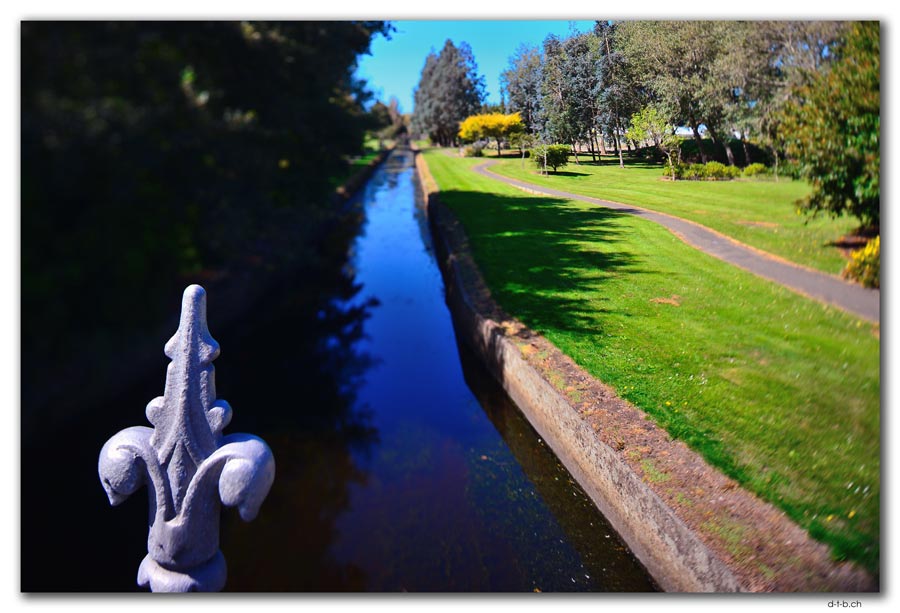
(488, 154), (860, 275)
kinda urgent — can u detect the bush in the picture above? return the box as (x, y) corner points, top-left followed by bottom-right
(687, 163), (708, 179)
(665, 162), (741, 181)
(743, 162), (769, 177)
(843, 236), (880, 288)
(703, 161), (740, 179)
(462, 144), (484, 157)
(663, 160), (685, 179)
(667, 161), (740, 181)
(531, 144), (570, 173)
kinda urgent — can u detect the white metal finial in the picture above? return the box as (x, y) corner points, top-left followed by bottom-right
(99, 284), (275, 592)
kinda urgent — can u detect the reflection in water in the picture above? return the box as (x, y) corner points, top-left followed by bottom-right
(457, 338), (659, 591)
(215, 265), (379, 591)
(21, 149), (656, 592)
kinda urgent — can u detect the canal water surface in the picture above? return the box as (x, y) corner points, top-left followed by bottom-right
(21, 149), (657, 592)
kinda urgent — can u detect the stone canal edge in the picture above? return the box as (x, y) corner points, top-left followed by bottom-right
(413, 148), (876, 593)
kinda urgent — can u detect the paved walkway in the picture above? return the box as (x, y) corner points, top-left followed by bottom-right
(474, 160), (880, 323)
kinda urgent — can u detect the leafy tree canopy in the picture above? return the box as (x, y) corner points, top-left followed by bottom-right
(779, 21), (880, 228)
(625, 105), (681, 179)
(500, 44), (543, 134)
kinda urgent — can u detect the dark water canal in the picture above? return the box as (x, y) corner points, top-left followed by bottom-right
(21, 149), (656, 592)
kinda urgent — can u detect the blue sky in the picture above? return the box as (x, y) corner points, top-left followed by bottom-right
(356, 20), (596, 114)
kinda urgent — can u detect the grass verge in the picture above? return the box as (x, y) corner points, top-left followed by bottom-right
(422, 149), (880, 574)
(488, 153), (859, 275)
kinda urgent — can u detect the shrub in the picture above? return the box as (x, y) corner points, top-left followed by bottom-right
(663, 160), (686, 180)
(531, 144), (570, 173)
(743, 163), (769, 177)
(665, 160), (741, 181)
(843, 236), (880, 288)
(703, 161), (739, 179)
(462, 144), (484, 157)
(687, 163), (707, 179)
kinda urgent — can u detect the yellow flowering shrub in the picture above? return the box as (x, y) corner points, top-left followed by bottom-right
(843, 236), (880, 288)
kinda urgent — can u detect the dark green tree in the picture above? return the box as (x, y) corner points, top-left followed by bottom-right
(21, 21), (391, 415)
(538, 32), (599, 162)
(616, 21), (701, 161)
(595, 21), (643, 166)
(780, 21), (880, 228)
(411, 39), (485, 146)
(368, 100), (394, 132)
(707, 22), (774, 167)
(754, 21), (845, 176)
(500, 44), (543, 134)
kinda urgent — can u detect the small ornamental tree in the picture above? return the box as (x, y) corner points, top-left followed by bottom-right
(626, 105), (681, 180)
(531, 144), (570, 174)
(458, 112), (524, 156)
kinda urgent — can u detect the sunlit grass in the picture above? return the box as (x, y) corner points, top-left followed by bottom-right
(422, 149), (880, 573)
(488, 153), (859, 275)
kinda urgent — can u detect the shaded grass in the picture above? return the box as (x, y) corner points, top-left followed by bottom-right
(328, 151), (385, 190)
(489, 153), (859, 275)
(422, 149), (880, 573)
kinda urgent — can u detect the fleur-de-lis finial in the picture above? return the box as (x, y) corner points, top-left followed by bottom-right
(99, 285), (275, 592)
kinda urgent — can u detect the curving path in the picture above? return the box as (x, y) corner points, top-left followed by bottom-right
(473, 160), (880, 323)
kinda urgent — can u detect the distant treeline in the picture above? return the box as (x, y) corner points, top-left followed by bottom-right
(411, 21), (879, 227)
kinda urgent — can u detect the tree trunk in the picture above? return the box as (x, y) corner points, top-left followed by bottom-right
(689, 117), (708, 163)
(723, 136), (736, 166)
(771, 147), (780, 182)
(740, 129), (751, 166)
(571, 141), (580, 164)
(615, 124), (624, 168)
(708, 124), (736, 166)
(496, 138), (502, 157)
(598, 132), (607, 155)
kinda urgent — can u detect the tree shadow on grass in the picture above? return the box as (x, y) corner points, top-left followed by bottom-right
(438, 189), (646, 336)
(579, 158), (664, 170)
(545, 170), (589, 177)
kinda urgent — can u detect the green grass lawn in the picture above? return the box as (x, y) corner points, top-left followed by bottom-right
(328, 150), (386, 190)
(422, 149), (880, 574)
(487, 152), (860, 275)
